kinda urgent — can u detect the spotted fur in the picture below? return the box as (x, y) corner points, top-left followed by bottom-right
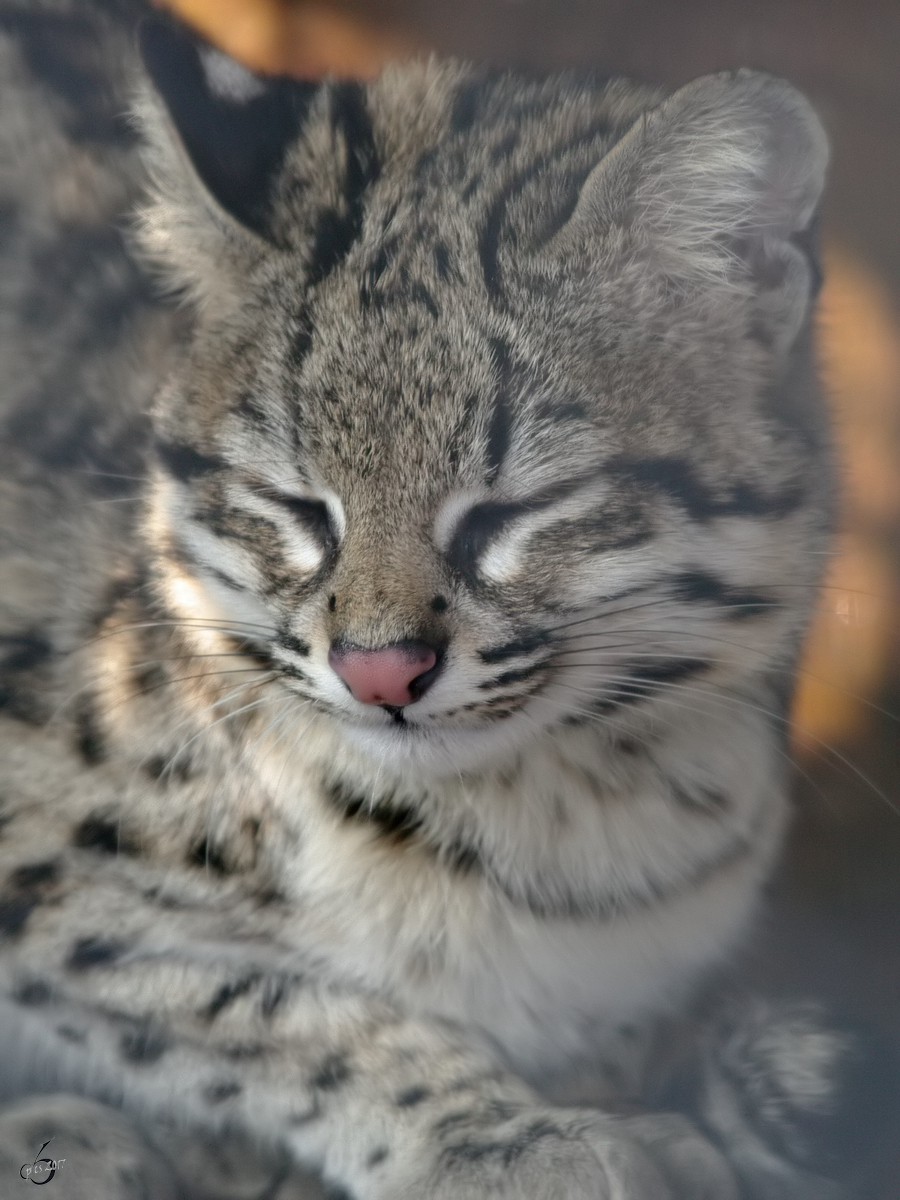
(0, 3), (888, 1198)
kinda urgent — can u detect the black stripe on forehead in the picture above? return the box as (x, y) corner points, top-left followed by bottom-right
(306, 82), (380, 287)
(485, 337), (514, 485)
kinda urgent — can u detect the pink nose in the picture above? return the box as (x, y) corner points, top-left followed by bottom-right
(328, 642), (439, 707)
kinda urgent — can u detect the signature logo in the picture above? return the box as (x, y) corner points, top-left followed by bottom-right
(19, 1140), (65, 1186)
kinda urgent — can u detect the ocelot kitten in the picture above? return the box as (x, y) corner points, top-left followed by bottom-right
(0, 3), (891, 1198)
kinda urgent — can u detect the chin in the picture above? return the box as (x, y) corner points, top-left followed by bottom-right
(336, 709), (539, 779)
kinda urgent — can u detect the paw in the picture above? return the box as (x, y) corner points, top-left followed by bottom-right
(363, 1106), (737, 1200)
(696, 998), (899, 1199)
(0, 1093), (180, 1200)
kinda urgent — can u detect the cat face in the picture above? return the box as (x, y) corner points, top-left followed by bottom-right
(139, 23), (831, 773)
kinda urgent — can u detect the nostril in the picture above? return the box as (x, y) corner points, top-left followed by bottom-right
(329, 641), (440, 707)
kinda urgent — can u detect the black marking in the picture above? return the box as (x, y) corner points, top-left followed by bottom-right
(154, 439), (223, 484)
(56, 1025), (86, 1043)
(74, 695), (106, 765)
(670, 782), (729, 813)
(478, 120), (611, 301)
(188, 837), (232, 875)
(328, 594), (337, 612)
(0, 12), (137, 145)
(485, 338), (513, 484)
(396, 1086), (430, 1107)
(72, 813), (138, 856)
(260, 975), (289, 1018)
(204, 1080), (243, 1104)
(477, 662), (545, 690)
(0, 898), (37, 937)
(120, 1021), (168, 1064)
(430, 595), (449, 613)
(670, 570), (778, 619)
(67, 937), (126, 970)
(359, 240), (397, 309)
(222, 1041), (265, 1060)
(450, 78), (485, 133)
(306, 82), (379, 286)
(478, 632), (548, 663)
(411, 281), (439, 320)
(205, 975), (259, 1020)
(367, 1147), (389, 1168)
(140, 19), (316, 239)
(278, 633), (311, 658)
(13, 980), (54, 1007)
(10, 861), (59, 889)
(433, 242), (453, 281)
(606, 456), (803, 520)
(0, 632), (53, 673)
(596, 658), (708, 712)
(441, 1119), (563, 1167)
(312, 1053), (352, 1090)
(328, 781), (424, 844)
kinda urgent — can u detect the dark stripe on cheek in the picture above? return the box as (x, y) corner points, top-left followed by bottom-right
(595, 657), (709, 712)
(670, 570), (779, 618)
(605, 456), (803, 520)
(155, 440), (223, 483)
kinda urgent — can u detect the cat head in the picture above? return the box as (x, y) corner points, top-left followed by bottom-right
(136, 19), (831, 775)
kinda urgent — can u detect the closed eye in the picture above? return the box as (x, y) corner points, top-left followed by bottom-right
(251, 485), (334, 547)
(446, 501), (534, 582)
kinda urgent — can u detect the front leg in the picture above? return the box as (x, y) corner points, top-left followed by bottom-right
(0, 877), (736, 1200)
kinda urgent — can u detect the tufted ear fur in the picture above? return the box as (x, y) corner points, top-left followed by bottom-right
(136, 19), (316, 313)
(552, 70), (829, 355)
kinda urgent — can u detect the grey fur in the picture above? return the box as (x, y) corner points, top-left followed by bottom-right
(0, 4), (881, 1198)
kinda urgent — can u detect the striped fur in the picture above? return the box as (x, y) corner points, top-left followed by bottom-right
(1, 7), (887, 1199)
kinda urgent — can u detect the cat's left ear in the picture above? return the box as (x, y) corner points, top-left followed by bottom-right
(552, 70), (828, 354)
(136, 19), (316, 310)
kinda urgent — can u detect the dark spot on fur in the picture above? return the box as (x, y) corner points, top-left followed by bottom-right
(328, 781), (424, 844)
(75, 698), (106, 765)
(13, 979), (53, 1006)
(260, 975), (290, 1019)
(0, 631), (53, 673)
(222, 1041), (265, 1060)
(72, 813), (139, 856)
(366, 1146), (389, 1168)
(440, 1119), (562, 1167)
(67, 937), (126, 971)
(396, 1085), (430, 1107)
(430, 595), (448, 613)
(10, 861), (60, 889)
(433, 242), (452, 280)
(154, 439), (223, 483)
(120, 1021), (168, 1064)
(56, 1024), (86, 1043)
(203, 1080), (243, 1104)
(204, 975), (260, 1020)
(187, 837), (232, 875)
(328, 594), (337, 612)
(312, 1054), (352, 1090)
(279, 633), (310, 658)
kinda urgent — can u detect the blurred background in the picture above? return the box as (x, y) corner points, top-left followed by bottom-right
(159, 0), (900, 1187)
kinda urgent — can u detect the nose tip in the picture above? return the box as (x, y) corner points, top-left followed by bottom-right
(328, 641), (439, 707)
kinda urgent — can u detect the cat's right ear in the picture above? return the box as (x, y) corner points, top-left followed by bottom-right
(136, 19), (316, 311)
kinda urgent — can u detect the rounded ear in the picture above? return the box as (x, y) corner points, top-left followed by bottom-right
(550, 70), (828, 350)
(135, 18), (316, 311)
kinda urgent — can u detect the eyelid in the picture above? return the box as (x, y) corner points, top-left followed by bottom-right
(248, 482), (334, 539)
